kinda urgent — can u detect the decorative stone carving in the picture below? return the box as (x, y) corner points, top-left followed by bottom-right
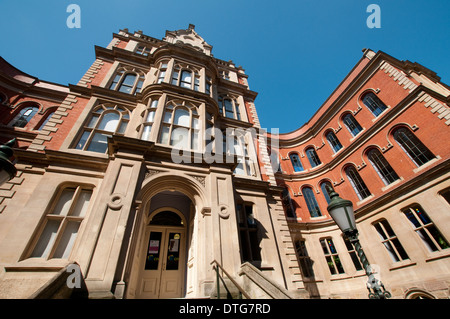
(145, 169), (162, 179)
(108, 193), (124, 210)
(218, 205), (230, 219)
(190, 175), (205, 187)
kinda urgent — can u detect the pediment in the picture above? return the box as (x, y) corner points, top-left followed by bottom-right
(163, 24), (212, 56)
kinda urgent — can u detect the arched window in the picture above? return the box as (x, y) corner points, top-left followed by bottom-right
(326, 131), (343, 153)
(362, 92), (387, 116)
(393, 127), (435, 167)
(118, 73), (137, 93)
(75, 104), (129, 153)
(159, 102), (200, 151)
(305, 147), (321, 168)
(219, 96), (241, 120)
(180, 70), (192, 89)
(302, 187), (322, 217)
(373, 219), (409, 262)
(110, 70), (145, 95)
(345, 166), (371, 200)
(29, 185), (93, 259)
(342, 113), (362, 137)
(9, 105), (39, 128)
(38, 110), (56, 131)
(367, 148), (399, 185)
(402, 204), (449, 252)
(320, 181), (334, 204)
(171, 66), (200, 91)
(320, 238), (345, 275)
(289, 153), (304, 172)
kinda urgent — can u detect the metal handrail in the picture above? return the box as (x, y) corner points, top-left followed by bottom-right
(210, 259), (251, 299)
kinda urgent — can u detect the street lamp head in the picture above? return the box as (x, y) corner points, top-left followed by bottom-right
(0, 138), (17, 186)
(326, 186), (356, 235)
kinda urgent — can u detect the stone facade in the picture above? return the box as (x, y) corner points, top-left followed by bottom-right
(0, 26), (449, 299)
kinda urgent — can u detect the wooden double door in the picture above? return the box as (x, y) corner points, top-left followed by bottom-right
(138, 226), (186, 299)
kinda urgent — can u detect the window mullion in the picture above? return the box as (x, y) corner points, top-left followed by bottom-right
(67, 186), (82, 216)
(47, 217), (67, 259)
(380, 222), (402, 260)
(424, 225), (442, 249)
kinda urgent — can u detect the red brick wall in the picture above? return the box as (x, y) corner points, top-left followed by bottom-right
(42, 96), (91, 151)
(275, 64), (449, 222)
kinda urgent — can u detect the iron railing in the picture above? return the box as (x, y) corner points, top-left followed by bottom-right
(210, 259), (250, 299)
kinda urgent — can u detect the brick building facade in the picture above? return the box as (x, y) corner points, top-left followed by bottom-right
(0, 26), (449, 299)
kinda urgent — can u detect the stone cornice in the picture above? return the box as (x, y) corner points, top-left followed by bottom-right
(233, 176), (272, 192)
(68, 84), (138, 107)
(107, 135), (238, 171)
(13, 148), (108, 174)
(95, 45), (151, 69)
(113, 31), (163, 47)
(140, 82), (214, 106)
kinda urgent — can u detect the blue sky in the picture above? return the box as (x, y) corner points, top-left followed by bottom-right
(1, 0), (449, 133)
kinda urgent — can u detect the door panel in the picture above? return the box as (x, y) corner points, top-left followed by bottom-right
(138, 227), (185, 298)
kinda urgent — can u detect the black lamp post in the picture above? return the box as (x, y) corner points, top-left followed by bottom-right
(0, 139), (17, 186)
(326, 186), (391, 299)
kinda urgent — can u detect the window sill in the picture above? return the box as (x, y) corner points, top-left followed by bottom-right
(389, 260), (417, 271)
(331, 148), (343, 158)
(310, 215), (327, 221)
(309, 163), (323, 170)
(349, 129), (365, 142)
(4, 258), (71, 272)
(64, 148), (109, 159)
(371, 106), (391, 122)
(356, 194), (374, 206)
(381, 177), (404, 192)
(329, 270), (366, 281)
(329, 273), (352, 281)
(425, 250), (450, 263)
(413, 156), (441, 173)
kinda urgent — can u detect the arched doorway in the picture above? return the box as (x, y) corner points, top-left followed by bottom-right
(137, 208), (187, 299)
(128, 173), (210, 299)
